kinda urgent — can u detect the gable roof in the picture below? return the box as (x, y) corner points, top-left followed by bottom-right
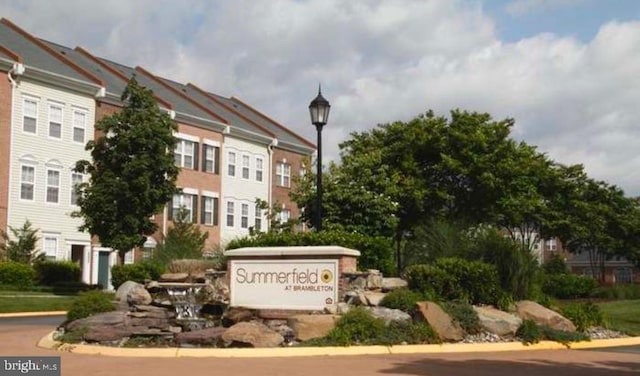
(0, 18), (102, 86)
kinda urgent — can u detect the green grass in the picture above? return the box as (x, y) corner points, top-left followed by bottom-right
(0, 291), (77, 313)
(597, 299), (640, 336)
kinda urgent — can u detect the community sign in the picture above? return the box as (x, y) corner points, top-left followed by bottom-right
(229, 259), (339, 310)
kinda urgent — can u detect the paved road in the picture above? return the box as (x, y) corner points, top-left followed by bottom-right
(0, 314), (66, 327)
(0, 320), (638, 376)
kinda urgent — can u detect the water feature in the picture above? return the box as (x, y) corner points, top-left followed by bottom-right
(159, 282), (209, 331)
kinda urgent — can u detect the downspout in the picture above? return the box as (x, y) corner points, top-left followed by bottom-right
(268, 138), (278, 232)
(5, 63), (24, 235)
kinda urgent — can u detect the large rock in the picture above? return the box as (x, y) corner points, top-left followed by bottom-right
(516, 301), (576, 332)
(160, 273), (189, 282)
(363, 291), (387, 306)
(381, 278), (408, 292)
(221, 322), (284, 348)
(222, 307), (255, 327)
(365, 307), (411, 325)
(128, 317), (171, 330)
(287, 315), (340, 341)
(114, 280), (150, 306)
(415, 302), (463, 341)
(473, 306), (522, 336)
(175, 327), (226, 346)
(366, 270), (383, 289)
(66, 311), (126, 331)
(198, 280), (229, 304)
(83, 325), (133, 342)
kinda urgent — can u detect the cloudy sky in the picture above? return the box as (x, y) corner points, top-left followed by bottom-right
(2, 0), (639, 195)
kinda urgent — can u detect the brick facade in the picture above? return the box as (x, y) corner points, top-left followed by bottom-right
(272, 148), (308, 222)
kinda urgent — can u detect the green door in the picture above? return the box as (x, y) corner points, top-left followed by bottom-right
(97, 251), (110, 289)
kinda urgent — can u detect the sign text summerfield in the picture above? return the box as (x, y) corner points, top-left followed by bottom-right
(229, 259), (338, 310)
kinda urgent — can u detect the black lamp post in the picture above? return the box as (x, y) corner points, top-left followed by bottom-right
(309, 85), (330, 232)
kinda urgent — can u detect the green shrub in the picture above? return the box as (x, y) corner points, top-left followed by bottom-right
(591, 284), (640, 300)
(496, 291), (516, 312)
(0, 262), (35, 289)
(516, 319), (588, 346)
(405, 258), (500, 305)
(543, 254), (568, 275)
(111, 262), (164, 290)
(325, 307), (386, 345)
(227, 230), (395, 276)
(472, 230), (541, 300)
(379, 289), (425, 314)
(66, 290), (115, 322)
(561, 302), (605, 332)
(543, 274), (598, 299)
(34, 261), (81, 286)
(443, 300), (482, 334)
(304, 307), (440, 346)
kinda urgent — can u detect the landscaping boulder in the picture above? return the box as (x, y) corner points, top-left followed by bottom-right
(175, 327), (226, 346)
(366, 270), (383, 289)
(381, 278), (408, 292)
(160, 273), (189, 282)
(516, 301), (576, 332)
(287, 314), (340, 341)
(128, 317), (171, 330)
(366, 307), (411, 325)
(363, 291), (387, 306)
(473, 306), (522, 336)
(221, 322), (284, 348)
(83, 325), (133, 342)
(66, 311), (127, 331)
(126, 284), (152, 306)
(415, 302), (463, 341)
(115, 281), (143, 303)
(222, 307), (255, 327)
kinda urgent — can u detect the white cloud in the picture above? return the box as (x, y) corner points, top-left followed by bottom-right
(1, 1), (639, 195)
(505, 0), (586, 16)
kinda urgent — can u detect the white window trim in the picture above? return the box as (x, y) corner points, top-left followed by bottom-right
(227, 152), (236, 177)
(203, 196), (215, 226)
(72, 108), (88, 144)
(241, 203), (249, 229)
(172, 193), (195, 222)
(277, 162), (291, 188)
(175, 139), (196, 169)
(201, 190), (220, 198)
(70, 172), (83, 206)
(241, 154), (251, 180)
(203, 144), (217, 173)
(226, 200), (235, 227)
(19, 164), (36, 202)
(203, 138), (221, 147)
(174, 132), (199, 143)
(42, 234), (59, 260)
(255, 157), (264, 182)
(181, 187), (198, 195)
(47, 102), (63, 140)
(22, 96), (39, 135)
(45, 167), (61, 205)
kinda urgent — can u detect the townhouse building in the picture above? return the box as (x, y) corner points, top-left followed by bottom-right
(0, 19), (315, 288)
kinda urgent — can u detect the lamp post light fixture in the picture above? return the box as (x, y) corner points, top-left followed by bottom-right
(309, 85), (330, 232)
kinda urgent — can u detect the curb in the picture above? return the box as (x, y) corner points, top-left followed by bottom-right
(37, 331), (640, 358)
(0, 311), (67, 318)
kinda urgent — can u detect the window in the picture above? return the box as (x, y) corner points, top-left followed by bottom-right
(142, 247), (154, 261)
(201, 196), (219, 226)
(279, 208), (291, 223)
(276, 162), (291, 187)
(255, 157), (264, 182)
(546, 239), (557, 251)
(48, 104), (63, 139)
(202, 145), (219, 173)
(615, 268), (633, 284)
(73, 110), (86, 143)
(43, 236), (58, 261)
(254, 204), (262, 232)
(71, 173), (83, 205)
(175, 139), (197, 169)
(124, 250), (134, 265)
(226, 201), (235, 227)
(23, 98), (37, 134)
(228, 152), (236, 177)
(20, 165), (35, 201)
(242, 155), (250, 179)
(170, 193), (196, 222)
(46, 169), (60, 203)
(241, 203), (249, 228)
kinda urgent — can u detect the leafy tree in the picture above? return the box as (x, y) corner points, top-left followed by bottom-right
(74, 78), (179, 261)
(252, 198), (298, 234)
(0, 220), (43, 264)
(153, 208), (208, 267)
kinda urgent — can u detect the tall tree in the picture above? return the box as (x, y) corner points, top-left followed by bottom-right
(74, 78), (180, 261)
(0, 220), (42, 264)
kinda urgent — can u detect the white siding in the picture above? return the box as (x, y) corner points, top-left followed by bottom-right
(220, 137), (269, 245)
(7, 80), (95, 261)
